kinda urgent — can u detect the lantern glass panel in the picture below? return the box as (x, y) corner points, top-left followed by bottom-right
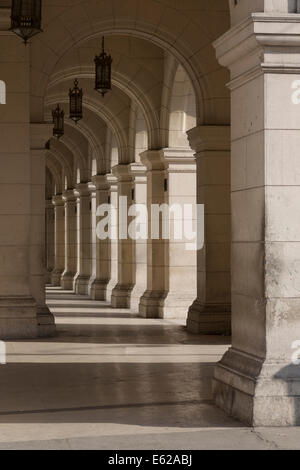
(94, 37), (112, 97)
(10, 0), (43, 43)
(69, 79), (83, 124)
(52, 105), (64, 140)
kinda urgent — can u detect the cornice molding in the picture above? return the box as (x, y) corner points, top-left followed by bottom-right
(187, 126), (230, 153)
(214, 14), (300, 83)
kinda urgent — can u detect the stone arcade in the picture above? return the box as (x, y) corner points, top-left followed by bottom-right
(0, 0), (299, 431)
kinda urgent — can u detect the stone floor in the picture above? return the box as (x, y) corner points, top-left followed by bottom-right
(0, 287), (299, 450)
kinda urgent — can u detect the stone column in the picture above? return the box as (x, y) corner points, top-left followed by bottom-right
(74, 183), (92, 295)
(106, 174), (119, 302)
(139, 151), (167, 317)
(30, 124), (56, 337)
(187, 126), (231, 334)
(0, 32), (37, 338)
(213, 14), (300, 426)
(162, 149), (197, 319)
(61, 190), (77, 290)
(129, 163), (148, 311)
(51, 195), (65, 286)
(111, 165), (135, 308)
(90, 175), (111, 300)
(88, 183), (97, 294)
(139, 149), (197, 319)
(45, 199), (55, 284)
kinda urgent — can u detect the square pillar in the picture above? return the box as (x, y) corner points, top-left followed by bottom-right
(187, 126), (231, 334)
(30, 124), (55, 337)
(51, 195), (65, 286)
(45, 199), (55, 284)
(213, 14), (300, 426)
(139, 151), (168, 317)
(74, 183), (92, 295)
(139, 149), (197, 319)
(162, 149), (197, 319)
(129, 163), (148, 311)
(0, 34), (37, 338)
(105, 174), (119, 302)
(61, 190), (77, 290)
(90, 175), (111, 300)
(88, 183), (97, 295)
(111, 165), (135, 308)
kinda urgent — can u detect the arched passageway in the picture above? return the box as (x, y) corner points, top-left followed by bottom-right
(0, 0), (299, 435)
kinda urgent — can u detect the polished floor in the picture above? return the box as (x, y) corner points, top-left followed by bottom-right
(0, 288), (299, 450)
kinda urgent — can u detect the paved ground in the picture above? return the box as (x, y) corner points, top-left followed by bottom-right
(0, 288), (299, 450)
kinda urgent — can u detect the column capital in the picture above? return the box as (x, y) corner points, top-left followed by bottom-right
(75, 182), (92, 197)
(129, 162), (147, 177)
(62, 189), (77, 203)
(106, 173), (118, 188)
(112, 164), (133, 182)
(214, 14), (300, 88)
(30, 123), (53, 150)
(140, 150), (167, 171)
(92, 174), (110, 190)
(187, 126), (230, 153)
(163, 148), (195, 173)
(52, 194), (64, 207)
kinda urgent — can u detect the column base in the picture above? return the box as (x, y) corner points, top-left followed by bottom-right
(106, 279), (117, 303)
(75, 275), (90, 295)
(213, 348), (300, 426)
(90, 279), (109, 301)
(139, 291), (167, 318)
(0, 296), (38, 340)
(130, 288), (146, 312)
(61, 271), (76, 291)
(111, 285), (133, 308)
(36, 305), (56, 338)
(160, 292), (195, 320)
(187, 299), (231, 335)
(51, 269), (63, 287)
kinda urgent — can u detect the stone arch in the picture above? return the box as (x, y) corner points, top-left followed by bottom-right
(48, 142), (75, 190)
(30, 1), (231, 125)
(48, 68), (159, 149)
(168, 64), (197, 148)
(46, 153), (63, 195)
(45, 94), (128, 164)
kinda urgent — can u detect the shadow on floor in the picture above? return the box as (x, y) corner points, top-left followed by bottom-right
(0, 362), (239, 427)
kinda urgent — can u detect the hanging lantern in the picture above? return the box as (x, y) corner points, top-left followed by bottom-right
(52, 104), (64, 140)
(94, 37), (112, 97)
(10, 0), (43, 44)
(69, 78), (83, 124)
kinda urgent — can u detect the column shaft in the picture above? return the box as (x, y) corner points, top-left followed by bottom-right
(45, 200), (55, 284)
(139, 151), (168, 317)
(75, 183), (92, 295)
(111, 165), (135, 308)
(51, 195), (65, 286)
(187, 126), (231, 334)
(106, 175), (119, 302)
(129, 163), (148, 311)
(61, 190), (77, 290)
(213, 14), (300, 426)
(90, 175), (110, 300)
